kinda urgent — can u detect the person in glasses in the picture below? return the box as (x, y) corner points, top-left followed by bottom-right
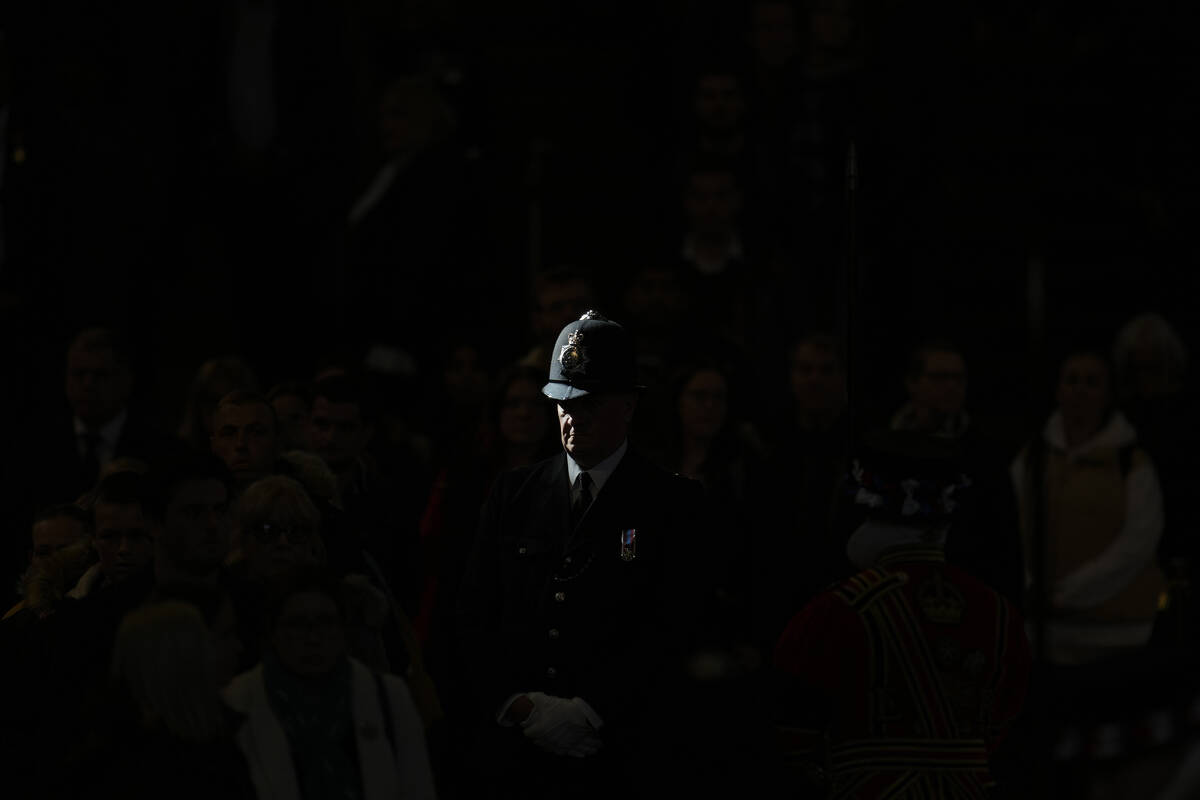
(229, 474), (444, 739)
(233, 475), (324, 582)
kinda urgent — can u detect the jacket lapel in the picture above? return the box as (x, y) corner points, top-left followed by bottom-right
(541, 453), (574, 539)
(563, 450), (641, 557)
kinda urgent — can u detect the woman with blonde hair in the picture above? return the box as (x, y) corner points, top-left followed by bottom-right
(88, 599), (255, 798)
(112, 601), (234, 741)
(233, 475), (327, 578)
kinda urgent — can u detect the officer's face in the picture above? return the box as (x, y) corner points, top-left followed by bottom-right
(557, 392), (637, 469)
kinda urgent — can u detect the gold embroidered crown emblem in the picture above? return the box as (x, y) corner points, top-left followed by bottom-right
(917, 572), (965, 625)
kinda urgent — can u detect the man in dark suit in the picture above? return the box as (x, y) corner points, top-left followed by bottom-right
(44, 328), (182, 502)
(4, 328), (183, 588)
(456, 311), (714, 799)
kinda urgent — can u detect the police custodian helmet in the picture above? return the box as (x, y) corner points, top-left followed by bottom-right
(542, 311), (644, 402)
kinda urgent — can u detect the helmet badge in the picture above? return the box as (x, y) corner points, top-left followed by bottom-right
(559, 330), (588, 375)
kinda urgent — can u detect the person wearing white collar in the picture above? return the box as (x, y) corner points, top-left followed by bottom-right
(456, 311), (713, 798)
(1010, 347), (1165, 666)
(66, 328), (133, 479)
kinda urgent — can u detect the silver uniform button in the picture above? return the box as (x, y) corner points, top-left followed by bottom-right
(546, 666), (558, 678)
(549, 628), (560, 639)
(554, 591), (566, 602)
(518, 546), (527, 555)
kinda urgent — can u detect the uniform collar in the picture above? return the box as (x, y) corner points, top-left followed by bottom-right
(566, 439), (628, 496)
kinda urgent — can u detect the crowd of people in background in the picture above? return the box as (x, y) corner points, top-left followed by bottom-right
(0, 306), (1196, 797)
(1, 1), (1199, 798)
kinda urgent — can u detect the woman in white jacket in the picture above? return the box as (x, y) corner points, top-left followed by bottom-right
(1010, 348), (1166, 666)
(223, 566), (437, 800)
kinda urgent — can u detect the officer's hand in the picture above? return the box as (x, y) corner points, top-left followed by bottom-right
(520, 692), (604, 758)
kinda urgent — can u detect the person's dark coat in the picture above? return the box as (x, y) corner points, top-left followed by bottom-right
(455, 447), (715, 794)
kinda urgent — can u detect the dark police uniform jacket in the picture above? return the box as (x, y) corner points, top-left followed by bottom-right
(456, 446), (710, 753)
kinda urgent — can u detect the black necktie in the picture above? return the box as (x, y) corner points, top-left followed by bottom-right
(571, 472), (594, 529)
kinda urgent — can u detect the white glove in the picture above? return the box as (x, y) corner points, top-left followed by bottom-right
(520, 692), (604, 758)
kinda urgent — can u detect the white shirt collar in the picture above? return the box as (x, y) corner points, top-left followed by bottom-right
(566, 439), (628, 496)
(74, 409), (128, 464)
(74, 408), (127, 443)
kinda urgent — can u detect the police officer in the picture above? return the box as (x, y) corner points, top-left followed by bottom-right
(455, 311), (713, 798)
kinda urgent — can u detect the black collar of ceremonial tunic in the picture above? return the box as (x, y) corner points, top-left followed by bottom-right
(876, 546), (946, 566)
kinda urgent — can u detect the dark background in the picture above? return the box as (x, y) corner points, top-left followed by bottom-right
(0, 0), (1196, 439)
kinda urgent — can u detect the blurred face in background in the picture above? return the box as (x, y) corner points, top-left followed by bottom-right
(242, 516), (320, 579)
(808, 0), (857, 52)
(160, 479), (231, 578)
(679, 369), (729, 442)
(1057, 354), (1111, 439)
(211, 402), (279, 487)
(1124, 333), (1177, 401)
(310, 397), (372, 473)
(66, 344), (131, 427)
(32, 515), (88, 567)
(694, 74), (745, 132)
(533, 280), (594, 340)
(623, 266), (686, 330)
(499, 377), (551, 448)
(750, 1), (799, 67)
(94, 502), (154, 583)
(907, 350), (967, 420)
(443, 344), (490, 411)
(790, 341), (845, 417)
(378, 77), (443, 158)
(684, 171), (742, 237)
(271, 393), (313, 452)
(557, 392), (637, 469)
(272, 591), (347, 678)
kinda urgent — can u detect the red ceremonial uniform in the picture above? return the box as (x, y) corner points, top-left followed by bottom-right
(773, 547), (1031, 799)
